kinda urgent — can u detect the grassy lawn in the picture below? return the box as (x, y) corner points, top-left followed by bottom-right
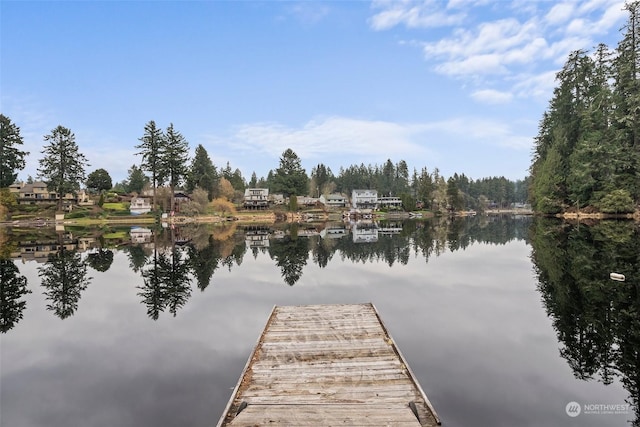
(102, 230), (129, 239)
(102, 202), (129, 211)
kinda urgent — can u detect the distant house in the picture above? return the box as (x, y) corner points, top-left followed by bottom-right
(319, 193), (348, 208)
(296, 196), (318, 207)
(8, 181), (79, 206)
(173, 192), (191, 213)
(351, 189), (378, 210)
(129, 197), (152, 215)
(378, 196), (403, 210)
(270, 194), (285, 205)
(244, 188), (269, 209)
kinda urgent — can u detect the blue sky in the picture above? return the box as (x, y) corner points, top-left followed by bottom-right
(1, 0), (629, 184)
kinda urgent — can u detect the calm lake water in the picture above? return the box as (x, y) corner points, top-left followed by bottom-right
(1, 216), (638, 427)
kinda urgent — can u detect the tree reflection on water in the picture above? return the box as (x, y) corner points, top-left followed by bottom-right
(530, 218), (640, 426)
(3, 215), (639, 422)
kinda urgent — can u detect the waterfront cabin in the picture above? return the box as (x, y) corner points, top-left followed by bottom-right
(243, 188), (269, 209)
(351, 189), (378, 210)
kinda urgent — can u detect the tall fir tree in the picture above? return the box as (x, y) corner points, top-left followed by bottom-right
(186, 144), (217, 200)
(37, 126), (88, 211)
(136, 120), (164, 210)
(0, 115), (28, 188)
(160, 123), (189, 212)
(272, 149), (308, 197)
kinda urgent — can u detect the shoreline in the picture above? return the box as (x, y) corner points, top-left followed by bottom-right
(3, 208), (639, 228)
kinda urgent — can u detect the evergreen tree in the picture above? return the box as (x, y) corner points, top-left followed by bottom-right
(0, 114), (28, 188)
(446, 177), (464, 211)
(37, 126), (89, 211)
(272, 149), (308, 197)
(125, 164), (149, 194)
(395, 160), (410, 195)
(39, 247), (91, 319)
(136, 120), (164, 210)
(248, 171), (258, 188)
(413, 167), (434, 209)
(310, 163), (333, 196)
(612, 1), (640, 201)
(160, 123), (189, 212)
(186, 144), (218, 200)
(0, 259), (30, 333)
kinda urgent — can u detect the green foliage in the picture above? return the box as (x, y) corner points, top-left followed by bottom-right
(537, 197), (563, 215)
(87, 249), (114, 272)
(272, 149), (308, 197)
(86, 168), (113, 194)
(288, 194), (298, 211)
(98, 193), (104, 207)
(248, 171), (258, 189)
(310, 163), (334, 197)
(160, 123), (189, 213)
(446, 177), (464, 211)
(37, 125), (89, 211)
(160, 123), (189, 189)
(0, 114), (28, 188)
(0, 188), (17, 210)
(268, 227), (309, 286)
(530, 219), (640, 420)
(136, 120), (163, 185)
(125, 164), (148, 194)
(531, 146), (564, 212)
(38, 248), (91, 319)
(400, 193), (416, 212)
(137, 248), (192, 319)
(190, 187), (210, 214)
(530, 8), (640, 214)
(65, 210), (89, 219)
(102, 202), (128, 211)
(221, 161), (246, 191)
(597, 189), (636, 213)
(0, 259), (31, 332)
(186, 144), (217, 200)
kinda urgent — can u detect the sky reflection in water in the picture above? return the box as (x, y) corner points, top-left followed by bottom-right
(1, 217), (636, 427)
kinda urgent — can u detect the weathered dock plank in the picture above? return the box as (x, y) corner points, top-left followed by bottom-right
(217, 303), (441, 426)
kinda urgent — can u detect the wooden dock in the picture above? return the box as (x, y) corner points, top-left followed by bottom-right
(217, 303), (441, 426)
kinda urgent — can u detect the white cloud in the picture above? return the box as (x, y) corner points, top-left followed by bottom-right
(222, 116), (431, 160)
(200, 115), (531, 180)
(426, 117), (532, 150)
(545, 2), (575, 25)
(369, 0), (466, 30)
(286, 2), (331, 25)
(512, 70), (558, 100)
(371, 0), (627, 104)
(471, 89), (513, 104)
(592, 1), (627, 33)
(435, 54), (509, 76)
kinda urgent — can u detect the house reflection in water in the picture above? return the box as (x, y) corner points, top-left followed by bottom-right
(10, 232), (97, 263)
(130, 227), (153, 244)
(243, 226), (271, 249)
(319, 224), (347, 239)
(351, 221), (378, 243)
